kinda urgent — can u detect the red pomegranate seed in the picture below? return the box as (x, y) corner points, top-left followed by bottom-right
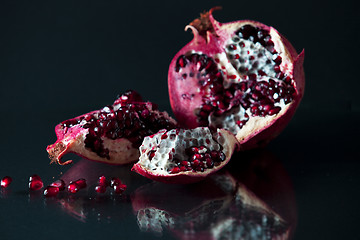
(29, 175), (44, 191)
(95, 185), (107, 193)
(192, 160), (201, 168)
(50, 179), (66, 191)
(74, 179), (87, 189)
(43, 186), (59, 197)
(67, 183), (79, 193)
(110, 177), (122, 187)
(179, 166), (187, 171)
(29, 174), (41, 182)
(98, 176), (108, 186)
(67, 178), (87, 194)
(169, 167), (180, 174)
(113, 184), (127, 194)
(268, 107), (281, 115)
(180, 160), (190, 166)
(1, 176), (12, 188)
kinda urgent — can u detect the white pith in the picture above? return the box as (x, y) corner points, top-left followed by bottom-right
(138, 127), (231, 175)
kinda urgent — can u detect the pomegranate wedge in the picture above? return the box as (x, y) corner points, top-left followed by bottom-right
(47, 90), (177, 165)
(132, 127), (239, 184)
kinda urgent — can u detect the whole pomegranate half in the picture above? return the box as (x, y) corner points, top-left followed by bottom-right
(132, 127), (238, 184)
(168, 7), (305, 149)
(47, 90), (177, 165)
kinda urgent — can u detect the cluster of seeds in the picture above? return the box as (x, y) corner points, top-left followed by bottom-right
(61, 91), (176, 159)
(168, 146), (226, 174)
(174, 25), (296, 130)
(94, 176), (127, 194)
(1, 174), (126, 198)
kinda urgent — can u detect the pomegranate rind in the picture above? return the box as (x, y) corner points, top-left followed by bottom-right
(168, 8), (305, 150)
(131, 128), (239, 184)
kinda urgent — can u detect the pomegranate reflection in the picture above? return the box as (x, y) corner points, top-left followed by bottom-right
(44, 149), (296, 239)
(44, 159), (146, 222)
(131, 149), (296, 239)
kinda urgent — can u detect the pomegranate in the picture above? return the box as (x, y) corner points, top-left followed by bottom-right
(132, 127), (238, 184)
(168, 7), (305, 149)
(47, 90), (177, 165)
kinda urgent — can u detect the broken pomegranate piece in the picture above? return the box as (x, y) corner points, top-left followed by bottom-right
(47, 90), (177, 165)
(168, 8), (305, 150)
(132, 127), (238, 184)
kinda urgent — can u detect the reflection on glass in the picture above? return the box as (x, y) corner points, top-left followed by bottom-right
(43, 149), (296, 239)
(131, 149), (296, 239)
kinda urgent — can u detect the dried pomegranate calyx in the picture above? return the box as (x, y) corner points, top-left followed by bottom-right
(132, 127), (239, 184)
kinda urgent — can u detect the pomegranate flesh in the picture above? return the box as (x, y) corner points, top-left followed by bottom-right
(132, 127), (238, 184)
(168, 8), (305, 149)
(47, 90), (177, 165)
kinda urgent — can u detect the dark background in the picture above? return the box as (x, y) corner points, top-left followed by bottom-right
(0, 0), (359, 239)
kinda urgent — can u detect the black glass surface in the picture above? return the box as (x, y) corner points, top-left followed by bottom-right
(0, 1), (358, 239)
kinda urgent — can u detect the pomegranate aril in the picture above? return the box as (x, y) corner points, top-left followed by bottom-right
(67, 183), (79, 193)
(169, 167), (181, 174)
(110, 177), (122, 187)
(192, 160), (201, 168)
(67, 178), (87, 193)
(43, 186), (59, 197)
(113, 184), (127, 194)
(191, 153), (203, 161)
(50, 179), (66, 191)
(180, 160), (190, 166)
(268, 107), (281, 115)
(98, 176), (108, 186)
(95, 185), (107, 193)
(29, 175), (44, 191)
(74, 179), (87, 189)
(1, 176), (12, 188)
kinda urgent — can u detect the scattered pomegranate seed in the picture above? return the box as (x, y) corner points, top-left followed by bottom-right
(113, 184), (127, 194)
(1, 176), (12, 188)
(97, 176), (108, 186)
(50, 179), (66, 191)
(29, 175), (44, 191)
(43, 186), (59, 197)
(110, 177), (122, 187)
(95, 185), (107, 193)
(74, 178), (87, 189)
(67, 182), (79, 193)
(67, 178), (87, 193)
